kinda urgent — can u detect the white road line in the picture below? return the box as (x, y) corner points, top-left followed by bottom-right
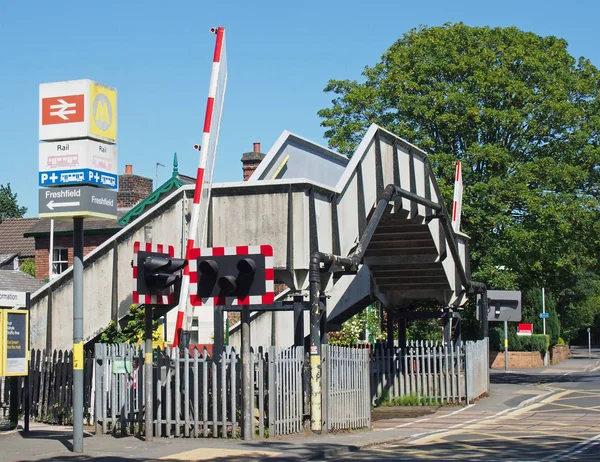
(541, 433), (600, 461)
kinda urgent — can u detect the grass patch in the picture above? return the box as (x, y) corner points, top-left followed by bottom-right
(377, 393), (441, 407)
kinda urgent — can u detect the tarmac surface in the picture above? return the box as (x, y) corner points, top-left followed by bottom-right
(1, 346), (599, 461)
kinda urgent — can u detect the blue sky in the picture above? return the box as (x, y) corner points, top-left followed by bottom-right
(2, 0), (600, 217)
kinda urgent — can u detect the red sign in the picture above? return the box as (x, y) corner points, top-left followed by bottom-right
(517, 323), (533, 336)
(41, 94), (85, 125)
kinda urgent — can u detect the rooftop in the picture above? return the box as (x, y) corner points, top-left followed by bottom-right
(0, 218), (38, 256)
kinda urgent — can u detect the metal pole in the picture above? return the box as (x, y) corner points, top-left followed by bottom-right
(72, 217), (84, 453)
(504, 320), (509, 371)
(386, 309), (395, 349)
(309, 276), (322, 433)
(542, 288), (548, 366)
(24, 292), (31, 433)
(481, 290), (489, 339)
(241, 306), (252, 440)
(588, 328), (592, 360)
(144, 304), (153, 441)
(443, 313), (451, 345)
(293, 295), (304, 348)
(49, 219), (54, 279)
(542, 288), (547, 336)
(214, 307), (224, 359)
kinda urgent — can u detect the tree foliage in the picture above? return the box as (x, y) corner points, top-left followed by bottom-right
(19, 258), (36, 278)
(0, 183), (26, 221)
(319, 23), (600, 341)
(99, 304), (162, 344)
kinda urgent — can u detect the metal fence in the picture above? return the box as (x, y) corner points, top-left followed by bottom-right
(323, 345), (371, 431)
(94, 343), (306, 438)
(370, 339), (489, 405)
(465, 338), (489, 403)
(268, 346), (305, 436)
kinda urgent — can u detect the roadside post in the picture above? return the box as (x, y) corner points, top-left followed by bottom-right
(542, 288), (548, 366)
(588, 327), (592, 359)
(39, 80), (118, 453)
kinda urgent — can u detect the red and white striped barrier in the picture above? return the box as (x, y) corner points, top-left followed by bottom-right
(451, 160), (463, 233)
(172, 27), (228, 346)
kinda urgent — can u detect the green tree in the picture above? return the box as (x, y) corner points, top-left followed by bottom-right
(0, 183), (27, 221)
(319, 23), (600, 338)
(100, 304), (162, 344)
(19, 258), (36, 277)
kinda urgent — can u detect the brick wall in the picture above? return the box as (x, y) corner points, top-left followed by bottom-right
(489, 351), (545, 369)
(118, 173), (153, 208)
(489, 347), (571, 369)
(34, 234), (108, 280)
(551, 345), (570, 364)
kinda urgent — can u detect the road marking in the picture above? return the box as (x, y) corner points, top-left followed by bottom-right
(159, 447), (280, 461)
(435, 403), (475, 418)
(541, 433), (600, 461)
(408, 389), (569, 445)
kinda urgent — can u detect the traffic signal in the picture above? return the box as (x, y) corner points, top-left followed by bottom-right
(132, 242), (188, 305)
(188, 245), (274, 306)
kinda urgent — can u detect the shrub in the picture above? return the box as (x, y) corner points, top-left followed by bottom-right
(489, 327), (548, 352)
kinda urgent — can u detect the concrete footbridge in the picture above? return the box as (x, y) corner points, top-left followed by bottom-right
(29, 124), (475, 350)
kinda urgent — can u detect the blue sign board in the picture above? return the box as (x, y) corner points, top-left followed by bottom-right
(39, 168), (118, 189)
(539, 312), (549, 319)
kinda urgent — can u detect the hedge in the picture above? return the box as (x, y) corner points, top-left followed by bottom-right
(490, 327), (549, 353)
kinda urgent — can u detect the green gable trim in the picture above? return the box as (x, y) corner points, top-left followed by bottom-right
(118, 153), (185, 227)
(118, 176), (184, 226)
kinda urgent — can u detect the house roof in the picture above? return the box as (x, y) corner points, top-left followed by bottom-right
(0, 270), (45, 293)
(118, 153), (194, 226)
(0, 253), (18, 266)
(24, 216), (124, 237)
(0, 218), (38, 257)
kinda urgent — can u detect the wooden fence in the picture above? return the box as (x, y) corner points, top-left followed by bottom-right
(94, 344), (306, 438)
(1, 349), (95, 426)
(370, 339), (489, 405)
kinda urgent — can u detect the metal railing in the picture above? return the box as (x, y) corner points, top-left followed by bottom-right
(370, 339), (489, 405)
(94, 344), (305, 438)
(323, 345), (371, 431)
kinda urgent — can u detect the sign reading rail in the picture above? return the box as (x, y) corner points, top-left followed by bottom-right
(38, 185), (117, 220)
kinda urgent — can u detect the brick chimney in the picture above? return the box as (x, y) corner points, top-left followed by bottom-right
(241, 142), (265, 181)
(118, 164), (153, 208)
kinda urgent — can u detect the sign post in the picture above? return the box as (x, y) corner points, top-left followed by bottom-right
(39, 79), (118, 452)
(542, 288), (548, 366)
(504, 320), (509, 371)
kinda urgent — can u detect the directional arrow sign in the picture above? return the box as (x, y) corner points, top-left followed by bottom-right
(39, 186), (117, 220)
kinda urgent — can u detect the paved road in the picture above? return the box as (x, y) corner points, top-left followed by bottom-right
(330, 367), (600, 460)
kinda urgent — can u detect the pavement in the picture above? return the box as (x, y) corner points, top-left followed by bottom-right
(1, 346), (599, 462)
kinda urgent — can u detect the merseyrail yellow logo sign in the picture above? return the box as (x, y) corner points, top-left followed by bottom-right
(89, 83), (117, 143)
